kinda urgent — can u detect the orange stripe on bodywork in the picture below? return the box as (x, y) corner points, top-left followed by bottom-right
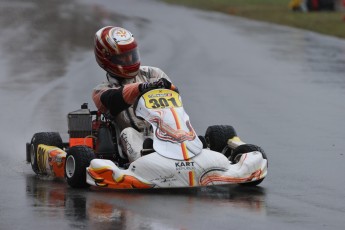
(181, 143), (189, 160)
(200, 170), (262, 186)
(88, 168), (154, 189)
(189, 171), (195, 186)
(170, 108), (189, 160)
(170, 108), (181, 129)
(170, 108), (194, 186)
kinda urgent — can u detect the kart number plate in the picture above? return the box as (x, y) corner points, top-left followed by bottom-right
(143, 89), (182, 109)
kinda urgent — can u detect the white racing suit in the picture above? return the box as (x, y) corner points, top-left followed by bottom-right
(92, 66), (171, 162)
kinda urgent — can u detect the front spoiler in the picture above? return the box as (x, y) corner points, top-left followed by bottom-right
(86, 149), (267, 189)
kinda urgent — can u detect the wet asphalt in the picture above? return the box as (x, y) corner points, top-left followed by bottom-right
(0, 0), (345, 229)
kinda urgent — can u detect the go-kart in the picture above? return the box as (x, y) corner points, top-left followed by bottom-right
(26, 89), (268, 189)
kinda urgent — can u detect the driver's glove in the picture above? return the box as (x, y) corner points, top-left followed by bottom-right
(139, 78), (174, 92)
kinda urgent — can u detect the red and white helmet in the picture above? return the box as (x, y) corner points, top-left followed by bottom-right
(94, 26), (140, 78)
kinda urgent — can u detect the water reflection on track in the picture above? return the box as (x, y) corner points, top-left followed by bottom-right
(26, 175), (266, 229)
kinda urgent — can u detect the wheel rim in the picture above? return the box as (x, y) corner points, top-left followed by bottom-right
(66, 155), (76, 178)
(30, 144), (35, 166)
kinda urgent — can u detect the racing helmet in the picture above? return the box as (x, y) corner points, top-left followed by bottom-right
(94, 26), (140, 79)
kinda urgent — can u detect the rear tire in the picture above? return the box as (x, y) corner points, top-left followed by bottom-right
(230, 144), (267, 186)
(30, 132), (63, 174)
(205, 125), (237, 152)
(65, 146), (95, 188)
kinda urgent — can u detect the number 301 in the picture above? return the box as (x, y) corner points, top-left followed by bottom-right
(149, 97), (178, 108)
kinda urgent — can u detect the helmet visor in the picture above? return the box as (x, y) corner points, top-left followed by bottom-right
(110, 48), (140, 66)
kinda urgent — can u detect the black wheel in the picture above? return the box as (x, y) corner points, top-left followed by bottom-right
(241, 178), (265, 187)
(65, 146), (95, 188)
(205, 125), (237, 152)
(26, 143), (31, 163)
(230, 144), (267, 186)
(230, 144), (267, 163)
(30, 132), (63, 174)
(198, 135), (207, 149)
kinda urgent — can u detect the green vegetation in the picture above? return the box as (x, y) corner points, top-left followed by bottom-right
(162, 0), (345, 39)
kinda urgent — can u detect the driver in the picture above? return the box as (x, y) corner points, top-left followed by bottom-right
(92, 26), (176, 163)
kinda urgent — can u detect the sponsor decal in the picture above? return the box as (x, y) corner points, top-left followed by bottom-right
(175, 161), (195, 171)
(148, 93), (172, 98)
(131, 165), (136, 172)
(115, 29), (127, 38)
(48, 151), (64, 168)
(151, 174), (177, 184)
(37, 146), (48, 174)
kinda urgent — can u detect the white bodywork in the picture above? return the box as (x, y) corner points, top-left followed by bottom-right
(86, 89), (267, 189)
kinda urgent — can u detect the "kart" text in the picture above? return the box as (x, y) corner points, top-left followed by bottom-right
(175, 161), (194, 167)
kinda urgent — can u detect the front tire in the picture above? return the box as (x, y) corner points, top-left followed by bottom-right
(230, 144), (267, 186)
(65, 146), (95, 188)
(205, 125), (237, 152)
(30, 132), (63, 174)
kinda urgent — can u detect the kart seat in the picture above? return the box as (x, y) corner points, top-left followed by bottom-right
(96, 125), (116, 159)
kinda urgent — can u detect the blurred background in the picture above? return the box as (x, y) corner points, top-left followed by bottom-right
(164, 0), (345, 38)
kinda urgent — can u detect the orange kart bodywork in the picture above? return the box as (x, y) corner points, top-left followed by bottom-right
(35, 145), (66, 178)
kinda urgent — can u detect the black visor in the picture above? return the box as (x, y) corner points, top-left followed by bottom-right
(110, 48), (140, 66)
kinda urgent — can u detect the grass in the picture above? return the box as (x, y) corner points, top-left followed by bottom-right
(162, 0), (345, 39)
